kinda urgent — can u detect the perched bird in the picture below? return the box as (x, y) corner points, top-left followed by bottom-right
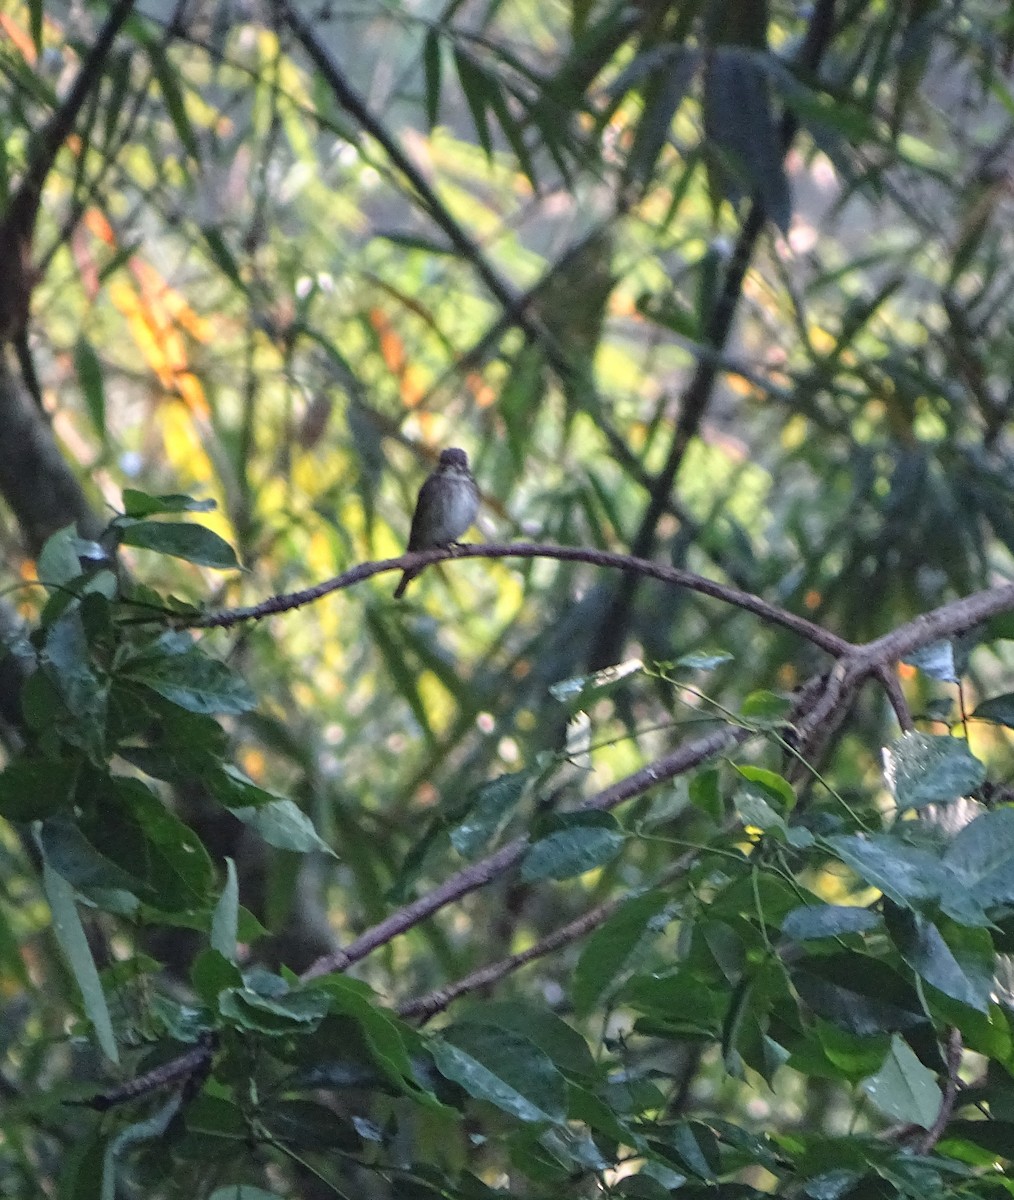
(394, 447), (479, 598)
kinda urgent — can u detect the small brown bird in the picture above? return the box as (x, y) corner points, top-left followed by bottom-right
(394, 447), (480, 598)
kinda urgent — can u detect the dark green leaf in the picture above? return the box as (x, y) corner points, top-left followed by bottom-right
(944, 808), (1014, 906)
(202, 227), (245, 288)
(454, 49), (493, 158)
(146, 40), (200, 159)
(971, 693), (1014, 727)
(886, 909), (993, 1013)
(423, 28), (442, 127)
(227, 800), (333, 856)
(74, 337), (106, 442)
(0, 758), (77, 822)
(572, 890), (671, 1017)
(191, 948), (244, 1006)
(825, 833), (951, 909)
(704, 47), (791, 232)
(450, 771), (530, 857)
(40, 841), (118, 1063)
(219, 985), (330, 1033)
(118, 520), (239, 569)
(791, 955), (924, 1036)
(456, 1002), (596, 1080)
(121, 489), (216, 517)
(432, 1022), (566, 1123)
(522, 813), (625, 881)
(123, 647), (254, 715)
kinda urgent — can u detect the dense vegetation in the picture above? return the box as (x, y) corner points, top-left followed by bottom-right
(2, 2), (1014, 1197)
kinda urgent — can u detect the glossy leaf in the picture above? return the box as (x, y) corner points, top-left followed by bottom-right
(882, 733), (986, 810)
(432, 1022), (567, 1123)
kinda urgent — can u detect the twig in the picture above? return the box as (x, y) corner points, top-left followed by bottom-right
(915, 1026), (963, 1154)
(70, 1033), (215, 1112)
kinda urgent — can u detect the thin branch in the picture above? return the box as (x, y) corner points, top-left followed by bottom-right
(397, 841), (712, 1022)
(300, 724), (748, 981)
(181, 541), (852, 655)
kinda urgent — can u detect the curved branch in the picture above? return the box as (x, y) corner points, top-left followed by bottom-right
(185, 541), (851, 655)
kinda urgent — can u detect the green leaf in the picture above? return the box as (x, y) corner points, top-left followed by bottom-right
(227, 799), (334, 856)
(191, 948), (244, 1007)
(432, 1023), (567, 1123)
(886, 909), (993, 1013)
(74, 337), (106, 442)
(971, 693), (1014, 727)
(309, 977), (423, 1094)
(219, 986), (330, 1034)
(261, 1099), (363, 1152)
(791, 955), (923, 1036)
(203, 227), (246, 288)
(522, 813), (625, 881)
(121, 489), (216, 517)
(186, 1095), (248, 1139)
(40, 842), (118, 1063)
(689, 767), (722, 822)
(118, 519), (239, 569)
(453, 49), (493, 158)
(0, 758), (77, 822)
(450, 771), (530, 857)
(882, 733), (986, 810)
(146, 40), (200, 159)
(122, 647), (255, 715)
(572, 890), (671, 1018)
(40, 815), (140, 895)
(781, 905), (880, 941)
(211, 858), (239, 961)
(732, 766), (795, 812)
(37, 525), (84, 590)
(41, 607), (105, 720)
(825, 834), (950, 908)
(945, 807), (1014, 905)
(456, 1002), (596, 1080)
(861, 1035), (941, 1128)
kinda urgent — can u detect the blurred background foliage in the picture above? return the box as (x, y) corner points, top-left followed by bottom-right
(3, 0), (1014, 1195)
